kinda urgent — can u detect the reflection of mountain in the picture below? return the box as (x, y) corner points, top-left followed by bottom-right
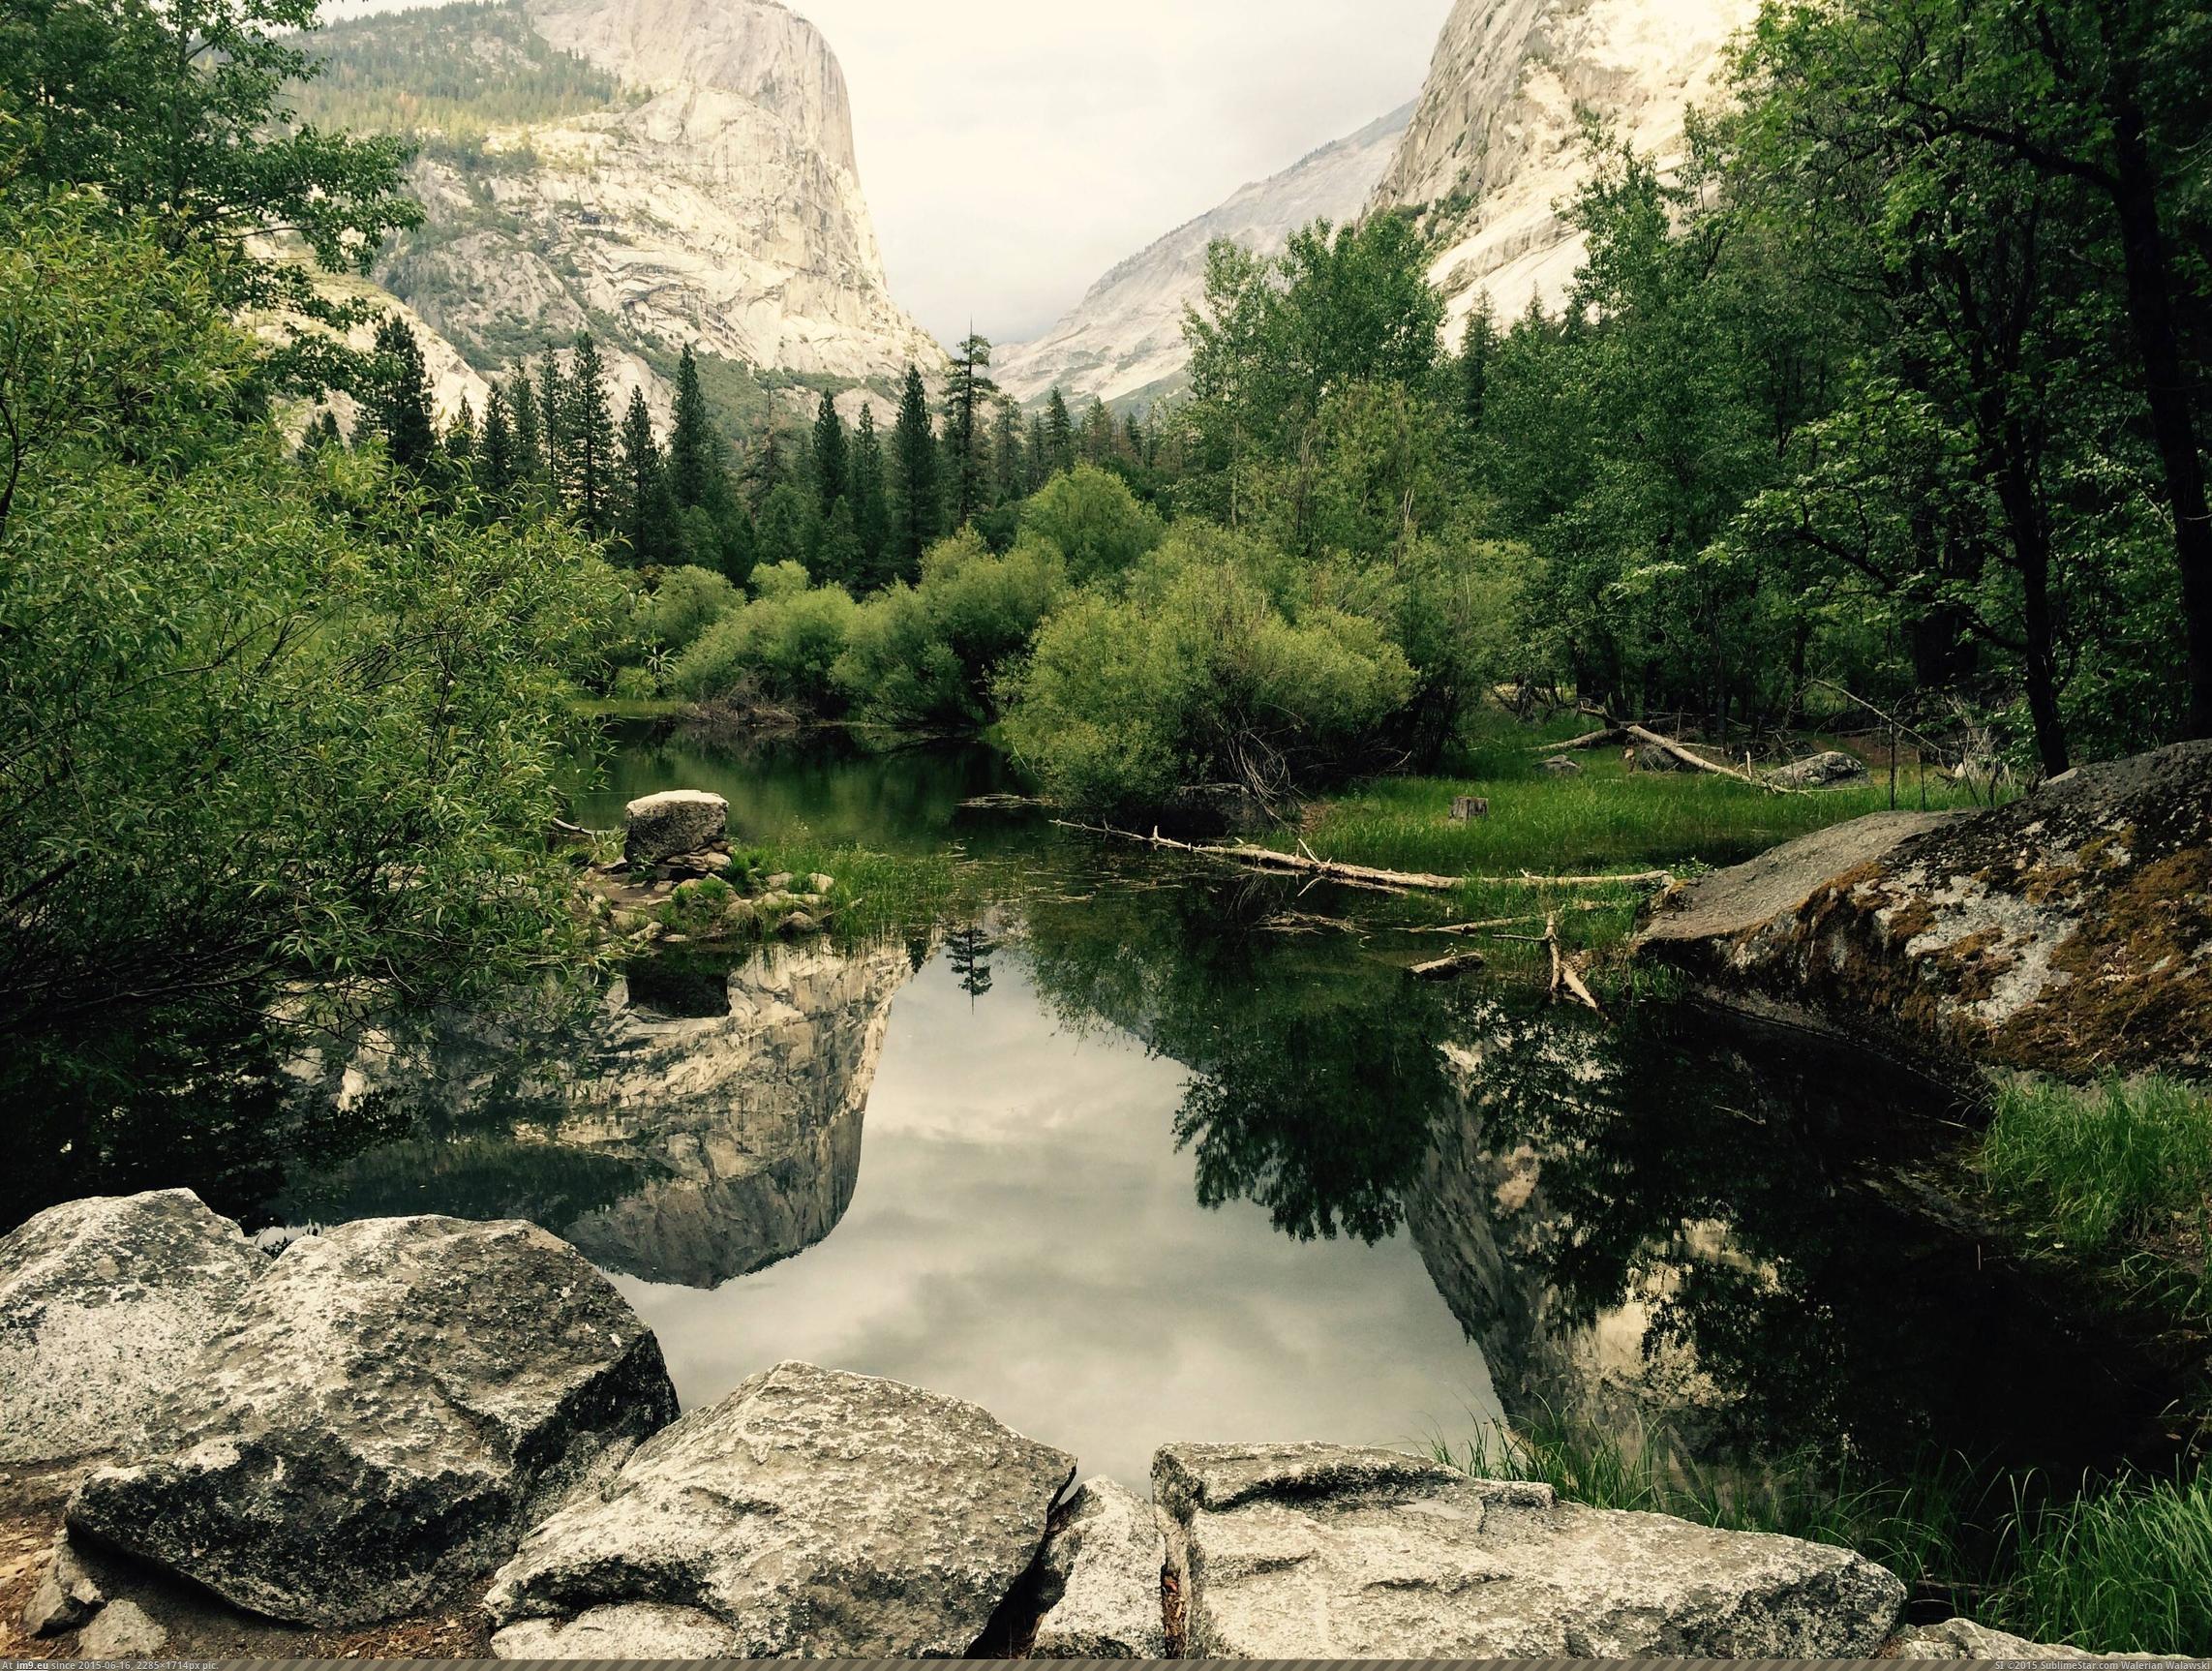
(558, 945), (911, 1286)
(278, 942), (915, 1290)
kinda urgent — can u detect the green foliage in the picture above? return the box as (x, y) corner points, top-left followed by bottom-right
(1018, 465), (1164, 587)
(0, 200), (621, 1203)
(636, 565), (739, 653)
(2006, 1468), (2212, 1653)
(835, 531), (1069, 727)
(1000, 524), (1412, 808)
(670, 581), (859, 709)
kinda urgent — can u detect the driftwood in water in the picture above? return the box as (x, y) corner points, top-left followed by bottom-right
(1546, 912), (1604, 1015)
(1409, 949), (1487, 981)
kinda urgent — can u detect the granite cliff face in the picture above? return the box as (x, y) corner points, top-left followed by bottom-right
(994, 105), (1415, 409)
(1372, 0), (1757, 336)
(346, 0), (943, 420)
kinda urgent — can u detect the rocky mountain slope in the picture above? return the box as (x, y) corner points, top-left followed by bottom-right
(1371, 0), (1757, 339)
(994, 105), (1415, 410)
(311, 0), (943, 424)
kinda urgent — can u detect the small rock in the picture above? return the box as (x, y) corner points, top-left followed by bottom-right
(21, 1540), (105, 1636)
(1540, 756), (1584, 776)
(76, 1597), (167, 1659)
(0, 1189), (261, 1468)
(1893, 1617), (2145, 1658)
(1031, 1477), (1167, 1658)
(778, 910), (818, 936)
(1450, 795), (1490, 821)
(805, 872), (836, 894)
(756, 891), (802, 912)
(486, 1360), (1075, 1657)
(68, 1216), (678, 1627)
(764, 872), (797, 892)
(624, 790), (728, 866)
(1155, 1442), (1904, 1657)
(1634, 742), (1694, 773)
(1764, 749), (1868, 788)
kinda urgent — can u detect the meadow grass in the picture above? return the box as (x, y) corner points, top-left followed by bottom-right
(1435, 1408), (2212, 1653)
(1977, 1074), (2212, 1319)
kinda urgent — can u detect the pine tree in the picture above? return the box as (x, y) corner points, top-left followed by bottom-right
(507, 373), (543, 489)
(669, 344), (723, 512)
(1458, 296), (1497, 446)
(536, 346), (567, 499)
(745, 429), (787, 510)
(1079, 396), (1115, 466)
(1043, 386), (1075, 477)
(990, 400), (1022, 504)
(442, 395), (476, 465)
(1025, 413), (1049, 495)
(480, 385), (515, 502)
(850, 404), (891, 585)
(366, 314), (437, 473)
(617, 387), (679, 566)
(1122, 411), (1145, 467)
(297, 409), (343, 461)
(890, 363), (940, 573)
(812, 391), (849, 516)
(940, 333), (996, 526)
(564, 333), (617, 532)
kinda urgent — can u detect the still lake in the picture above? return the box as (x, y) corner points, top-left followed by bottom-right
(178, 725), (2196, 1496)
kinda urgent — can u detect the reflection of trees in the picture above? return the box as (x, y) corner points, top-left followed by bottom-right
(1431, 1001), (2171, 1478)
(1017, 875), (1457, 1241)
(946, 923), (994, 1003)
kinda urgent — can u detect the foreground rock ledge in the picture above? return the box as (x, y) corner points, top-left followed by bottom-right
(1029, 1475), (1167, 1658)
(0, 1189), (261, 1469)
(68, 1215), (677, 1627)
(1637, 740), (2212, 1075)
(1154, 1442), (1905, 1657)
(486, 1359), (1076, 1657)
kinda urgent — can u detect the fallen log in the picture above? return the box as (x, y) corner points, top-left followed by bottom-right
(1546, 912), (1605, 1016)
(1537, 725), (1627, 754)
(1409, 949), (1487, 981)
(1623, 723), (1802, 794)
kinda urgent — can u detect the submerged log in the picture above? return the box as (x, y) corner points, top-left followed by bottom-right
(1409, 950), (1487, 981)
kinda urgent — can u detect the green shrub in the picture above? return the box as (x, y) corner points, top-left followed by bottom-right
(833, 530), (1067, 726)
(669, 583), (858, 709)
(999, 523), (1412, 808)
(609, 665), (658, 701)
(637, 564), (737, 653)
(1019, 464), (1164, 586)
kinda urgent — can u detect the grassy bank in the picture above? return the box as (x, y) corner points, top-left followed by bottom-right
(1434, 1409), (2212, 1653)
(1977, 1074), (2212, 1321)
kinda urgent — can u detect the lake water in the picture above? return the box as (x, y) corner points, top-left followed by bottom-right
(84, 724), (2196, 1502)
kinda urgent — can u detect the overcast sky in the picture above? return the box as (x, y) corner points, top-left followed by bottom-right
(774, 1), (1454, 346)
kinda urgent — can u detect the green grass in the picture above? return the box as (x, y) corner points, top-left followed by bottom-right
(768, 841), (955, 945)
(1436, 1407), (2212, 1653)
(1978, 1074), (2212, 1318)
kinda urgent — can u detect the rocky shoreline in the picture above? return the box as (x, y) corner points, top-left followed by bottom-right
(2, 1189), (2170, 1660)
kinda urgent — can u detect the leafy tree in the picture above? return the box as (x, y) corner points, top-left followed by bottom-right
(0, 199), (619, 1210)
(1021, 465), (1165, 586)
(890, 362), (941, 575)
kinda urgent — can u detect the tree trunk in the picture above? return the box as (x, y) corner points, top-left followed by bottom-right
(2108, 108), (2212, 739)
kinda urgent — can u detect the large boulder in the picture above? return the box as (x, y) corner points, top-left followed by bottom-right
(1154, 1442), (1904, 1657)
(0, 1190), (260, 1468)
(1637, 742), (2212, 1075)
(67, 1216), (676, 1627)
(486, 1360), (1076, 1657)
(623, 789), (728, 866)
(1030, 1476), (1167, 1658)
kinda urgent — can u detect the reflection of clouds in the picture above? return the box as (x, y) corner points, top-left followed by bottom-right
(618, 950), (1499, 1489)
